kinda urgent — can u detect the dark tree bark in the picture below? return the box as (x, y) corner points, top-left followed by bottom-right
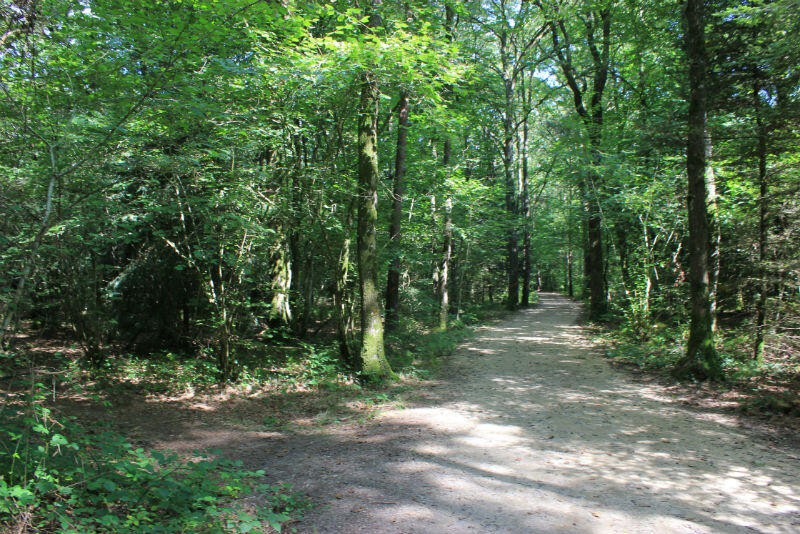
(289, 141), (307, 336)
(385, 92), (409, 332)
(677, 0), (722, 380)
(500, 29), (520, 310)
(615, 224), (631, 305)
(335, 207), (355, 370)
(439, 133), (453, 329)
(455, 209), (472, 320)
(520, 77), (532, 307)
(567, 185), (575, 298)
(547, 8), (610, 319)
(430, 3), (458, 318)
(753, 83), (768, 362)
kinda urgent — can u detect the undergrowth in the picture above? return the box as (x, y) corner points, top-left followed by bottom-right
(385, 303), (509, 378)
(602, 323), (686, 372)
(599, 316), (800, 417)
(3, 303), (511, 401)
(0, 301), (510, 532)
(0, 382), (309, 533)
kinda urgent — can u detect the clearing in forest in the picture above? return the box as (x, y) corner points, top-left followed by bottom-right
(227, 293), (799, 534)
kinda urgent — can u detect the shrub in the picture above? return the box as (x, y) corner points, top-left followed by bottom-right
(0, 385), (308, 533)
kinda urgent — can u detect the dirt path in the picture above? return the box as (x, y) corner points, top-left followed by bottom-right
(187, 294), (800, 532)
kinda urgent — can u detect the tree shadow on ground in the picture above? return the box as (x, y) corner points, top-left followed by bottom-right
(236, 295), (800, 533)
(42, 295), (800, 533)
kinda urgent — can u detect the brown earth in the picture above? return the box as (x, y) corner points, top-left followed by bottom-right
(141, 293), (800, 533)
(26, 293), (799, 533)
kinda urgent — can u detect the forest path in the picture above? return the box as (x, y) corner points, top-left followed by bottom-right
(253, 294), (799, 533)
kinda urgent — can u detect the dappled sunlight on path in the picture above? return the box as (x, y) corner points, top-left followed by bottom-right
(253, 294), (799, 533)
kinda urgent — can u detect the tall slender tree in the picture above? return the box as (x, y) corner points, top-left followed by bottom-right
(438, 0), (457, 327)
(385, 92), (409, 332)
(356, 0), (393, 381)
(677, 0), (722, 380)
(542, 1), (611, 319)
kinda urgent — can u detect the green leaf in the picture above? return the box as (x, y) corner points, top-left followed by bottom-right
(50, 434), (69, 446)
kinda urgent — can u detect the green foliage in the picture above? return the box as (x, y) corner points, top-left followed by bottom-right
(604, 325), (686, 372)
(737, 392), (800, 416)
(0, 388), (308, 533)
(97, 352), (223, 394)
(282, 344), (346, 387)
(385, 302), (507, 377)
(0, 0), (797, 417)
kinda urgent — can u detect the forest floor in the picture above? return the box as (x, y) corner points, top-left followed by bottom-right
(44, 294), (800, 533)
(92, 293), (798, 533)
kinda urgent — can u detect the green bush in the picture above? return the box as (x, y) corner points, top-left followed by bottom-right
(0, 387), (308, 533)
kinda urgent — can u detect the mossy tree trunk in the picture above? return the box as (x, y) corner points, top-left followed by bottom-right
(268, 230), (291, 326)
(356, 65), (393, 382)
(705, 132), (720, 333)
(335, 203), (356, 370)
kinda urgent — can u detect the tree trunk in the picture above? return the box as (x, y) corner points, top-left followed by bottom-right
(289, 131), (308, 336)
(334, 205), (355, 370)
(582, 206), (590, 296)
(356, 67), (392, 382)
(753, 88), (768, 362)
(586, 141), (606, 318)
(548, 11), (610, 319)
(678, 0), (721, 380)
(456, 231), (471, 320)
(299, 254), (315, 336)
(437, 2), (457, 327)
(430, 193), (440, 298)
(640, 219), (653, 329)
(705, 131), (720, 332)
(567, 186), (574, 298)
(0, 148), (57, 348)
(500, 30), (519, 310)
(439, 196), (452, 330)
(385, 92), (409, 332)
(615, 223), (632, 305)
(520, 85), (532, 307)
(268, 231), (291, 325)
(289, 232), (304, 334)
(567, 248), (574, 297)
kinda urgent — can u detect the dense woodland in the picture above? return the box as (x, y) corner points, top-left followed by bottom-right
(1, 0), (800, 531)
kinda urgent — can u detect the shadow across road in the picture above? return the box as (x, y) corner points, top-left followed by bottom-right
(247, 294), (800, 533)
